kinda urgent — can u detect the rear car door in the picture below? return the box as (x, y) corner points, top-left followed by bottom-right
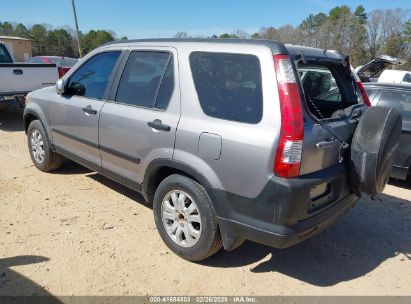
(296, 60), (366, 175)
(98, 48), (180, 185)
(49, 51), (121, 168)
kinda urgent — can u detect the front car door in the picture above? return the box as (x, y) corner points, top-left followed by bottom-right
(98, 47), (180, 186)
(49, 51), (121, 168)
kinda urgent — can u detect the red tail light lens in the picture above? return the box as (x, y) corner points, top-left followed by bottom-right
(356, 81), (371, 107)
(273, 54), (304, 178)
(58, 67), (70, 78)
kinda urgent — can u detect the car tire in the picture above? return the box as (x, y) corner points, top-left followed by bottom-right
(153, 174), (222, 261)
(27, 120), (64, 172)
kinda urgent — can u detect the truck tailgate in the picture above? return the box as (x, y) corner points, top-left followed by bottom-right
(0, 63), (58, 95)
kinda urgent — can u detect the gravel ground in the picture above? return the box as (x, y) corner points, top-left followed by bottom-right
(0, 108), (410, 296)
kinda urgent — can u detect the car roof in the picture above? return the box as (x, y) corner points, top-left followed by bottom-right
(103, 38), (288, 54)
(363, 82), (411, 90)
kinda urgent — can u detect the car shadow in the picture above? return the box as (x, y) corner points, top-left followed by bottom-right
(86, 172), (150, 209)
(51, 160), (91, 175)
(202, 193), (411, 287)
(389, 176), (411, 190)
(0, 255), (62, 302)
(0, 107), (24, 132)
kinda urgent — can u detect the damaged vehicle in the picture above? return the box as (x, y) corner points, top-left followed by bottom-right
(24, 39), (402, 261)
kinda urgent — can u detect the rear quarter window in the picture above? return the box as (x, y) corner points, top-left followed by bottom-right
(189, 52), (263, 124)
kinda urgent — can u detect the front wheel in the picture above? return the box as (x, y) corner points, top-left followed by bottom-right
(27, 120), (64, 172)
(153, 174), (222, 261)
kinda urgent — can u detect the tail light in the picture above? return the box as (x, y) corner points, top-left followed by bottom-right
(273, 54), (304, 178)
(356, 81), (372, 107)
(58, 67), (71, 78)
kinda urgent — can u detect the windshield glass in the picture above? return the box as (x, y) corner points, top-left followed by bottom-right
(0, 44), (13, 63)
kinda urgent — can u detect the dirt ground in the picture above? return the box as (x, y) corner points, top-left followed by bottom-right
(0, 107), (410, 297)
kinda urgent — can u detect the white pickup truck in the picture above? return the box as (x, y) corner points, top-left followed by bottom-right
(0, 41), (58, 109)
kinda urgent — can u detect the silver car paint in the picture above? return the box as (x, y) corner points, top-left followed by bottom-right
(98, 46), (181, 184)
(25, 40), (352, 200)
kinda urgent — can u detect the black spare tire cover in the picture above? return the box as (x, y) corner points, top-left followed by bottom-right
(350, 106), (402, 196)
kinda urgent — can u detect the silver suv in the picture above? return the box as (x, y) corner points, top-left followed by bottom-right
(24, 39), (401, 261)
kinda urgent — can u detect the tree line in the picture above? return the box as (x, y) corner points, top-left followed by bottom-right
(1, 5), (410, 69)
(0, 21), (127, 58)
(175, 5), (411, 69)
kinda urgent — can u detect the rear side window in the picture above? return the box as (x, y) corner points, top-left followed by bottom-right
(377, 89), (411, 121)
(115, 51), (174, 109)
(67, 51), (121, 99)
(190, 52), (263, 124)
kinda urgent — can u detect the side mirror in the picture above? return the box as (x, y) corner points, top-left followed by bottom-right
(56, 79), (65, 95)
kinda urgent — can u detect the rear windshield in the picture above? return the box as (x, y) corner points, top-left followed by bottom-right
(190, 52), (263, 124)
(297, 62), (359, 119)
(49, 57), (78, 67)
(0, 44), (13, 63)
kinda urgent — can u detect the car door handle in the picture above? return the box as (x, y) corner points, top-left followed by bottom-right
(82, 105), (97, 115)
(316, 140), (339, 149)
(147, 119), (171, 132)
(13, 69), (23, 75)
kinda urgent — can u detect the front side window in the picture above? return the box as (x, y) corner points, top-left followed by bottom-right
(67, 51), (121, 99)
(115, 51), (174, 109)
(190, 52), (263, 124)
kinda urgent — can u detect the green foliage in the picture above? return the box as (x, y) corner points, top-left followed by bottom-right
(219, 33), (230, 38)
(354, 5), (367, 24)
(402, 20), (411, 43)
(0, 22), (14, 36)
(13, 23), (30, 38)
(329, 5), (351, 22)
(31, 24), (48, 55)
(251, 32), (261, 39)
(80, 30), (115, 54)
(384, 33), (405, 57)
(0, 20), (119, 58)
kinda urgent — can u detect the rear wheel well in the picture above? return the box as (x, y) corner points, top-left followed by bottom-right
(145, 166), (202, 203)
(24, 113), (39, 133)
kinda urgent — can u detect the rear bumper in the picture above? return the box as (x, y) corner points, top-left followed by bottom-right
(212, 163), (360, 250)
(218, 193), (357, 249)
